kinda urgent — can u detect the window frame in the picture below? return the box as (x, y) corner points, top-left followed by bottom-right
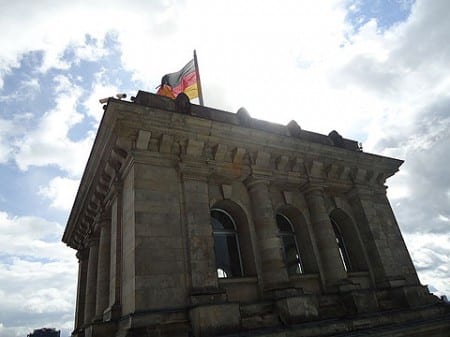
(276, 213), (304, 275)
(211, 208), (244, 278)
(330, 217), (353, 272)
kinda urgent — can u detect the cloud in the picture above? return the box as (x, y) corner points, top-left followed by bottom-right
(0, 119), (15, 163)
(404, 233), (450, 296)
(38, 176), (80, 211)
(14, 74), (94, 177)
(0, 211), (76, 336)
(0, 1), (449, 336)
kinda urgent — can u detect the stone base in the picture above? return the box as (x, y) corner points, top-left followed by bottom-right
(343, 290), (379, 314)
(71, 328), (84, 337)
(103, 303), (121, 322)
(189, 303), (241, 337)
(276, 295), (319, 324)
(190, 287), (227, 305)
(84, 321), (116, 337)
(399, 285), (440, 307)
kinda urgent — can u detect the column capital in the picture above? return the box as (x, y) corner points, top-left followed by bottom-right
(87, 233), (100, 247)
(179, 161), (210, 181)
(243, 175), (270, 189)
(300, 180), (326, 195)
(76, 248), (89, 261)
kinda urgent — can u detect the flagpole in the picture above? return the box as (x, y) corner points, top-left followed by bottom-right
(193, 50), (204, 106)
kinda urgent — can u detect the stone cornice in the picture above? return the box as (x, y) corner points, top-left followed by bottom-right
(63, 94), (403, 249)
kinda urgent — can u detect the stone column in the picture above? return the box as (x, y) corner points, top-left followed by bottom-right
(104, 182), (122, 321)
(181, 171), (219, 292)
(347, 185), (420, 287)
(74, 248), (88, 331)
(245, 177), (289, 289)
(84, 233), (100, 324)
(303, 184), (348, 289)
(95, 213), (111, 320)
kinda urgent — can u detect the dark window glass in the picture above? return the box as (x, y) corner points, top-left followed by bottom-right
(211, 209), (243, 278)
(330, 218), (352, 272)
(276, 214), (303, 275)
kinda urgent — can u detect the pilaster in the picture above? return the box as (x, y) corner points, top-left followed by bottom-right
(84, 233), (100, 324)
(180, 162), (219, 295)
(74, 248), (89, 334)
(95, 212), (112, 320)
(301, 183), (348, 291)
(347, 185), (420, 288)
(103, 181), (122, 322)
(245, 176), (289, 291)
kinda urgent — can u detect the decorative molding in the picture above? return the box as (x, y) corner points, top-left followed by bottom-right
(135, 129), (151, 150)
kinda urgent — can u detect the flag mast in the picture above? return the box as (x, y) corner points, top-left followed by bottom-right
(193, 50), (204, 106)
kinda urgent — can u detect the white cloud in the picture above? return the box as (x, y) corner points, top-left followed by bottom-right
(404, 232), (450, 297)
(14, 75), (94, 177)
(0, 211), (76, 336)
(0, 119), (15, 163)
(39, 176), (80, 211)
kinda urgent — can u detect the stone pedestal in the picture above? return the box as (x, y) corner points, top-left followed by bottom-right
(189, 303), (241, 337)
(276, 295), (319, 324)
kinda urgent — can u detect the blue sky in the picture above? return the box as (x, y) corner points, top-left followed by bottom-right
(0, 1), (449, 336)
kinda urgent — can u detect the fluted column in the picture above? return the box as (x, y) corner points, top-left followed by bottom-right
(245, 177), (289, 289)
(84, 233), (100, 324)
(74, 248), (88, 331)
(95, 213), (111, 319)
(303, 185), (347, 288)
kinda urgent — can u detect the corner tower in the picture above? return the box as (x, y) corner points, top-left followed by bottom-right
(63, 91), (450, 337)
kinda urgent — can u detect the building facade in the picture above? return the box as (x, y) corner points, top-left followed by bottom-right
(63, 91), (450, 337)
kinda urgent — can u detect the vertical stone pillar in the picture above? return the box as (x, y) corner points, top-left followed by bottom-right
(303, 185), (348, 289)
(347, 186), (420, 287)
(95, 213), (111, 320)
(245, 177), (289, 289)
(84, 233), (100, 324)
(181, 171), (218, 292)
(74, 248), (88, 331)
(104, 182), (122, 321)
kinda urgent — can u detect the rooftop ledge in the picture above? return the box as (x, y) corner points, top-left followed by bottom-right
(127, 90), (362, 152)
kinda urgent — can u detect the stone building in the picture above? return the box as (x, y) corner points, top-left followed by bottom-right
(63, 91), (450, 337)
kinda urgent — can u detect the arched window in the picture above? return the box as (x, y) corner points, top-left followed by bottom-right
(276, 213), (303, 275)
(330, 218), (352, 272)
(211, 209), (243, 278)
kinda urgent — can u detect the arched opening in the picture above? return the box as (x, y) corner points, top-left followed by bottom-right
(276, 205), (319, 274)
(276, 213), (303, 275)
(211, 200), (256, 278)
(211, 209), (243, 278)
(330, 209), (368, 273)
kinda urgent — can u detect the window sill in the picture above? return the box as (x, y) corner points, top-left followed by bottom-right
(288, 273), (320, 281)
(218, 276), (258, 285)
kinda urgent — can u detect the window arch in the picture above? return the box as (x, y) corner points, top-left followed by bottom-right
(276, 213), (303, 275)
(330, 218), (352, 272)
(330, 209), (369, 273)
(211, 208), (243, 278)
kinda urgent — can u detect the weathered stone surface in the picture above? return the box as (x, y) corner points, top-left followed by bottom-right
(190, 303), (241, 336)
(63, 92), (449, 337)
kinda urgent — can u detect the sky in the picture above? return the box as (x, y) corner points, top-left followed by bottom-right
(0, 0), (449, 336)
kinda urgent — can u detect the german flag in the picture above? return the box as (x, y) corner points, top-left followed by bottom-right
(156, 59), (198, 100)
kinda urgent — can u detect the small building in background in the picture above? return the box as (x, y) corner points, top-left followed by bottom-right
(63, 91), (450, 337)
(27, 328), (60, 337)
